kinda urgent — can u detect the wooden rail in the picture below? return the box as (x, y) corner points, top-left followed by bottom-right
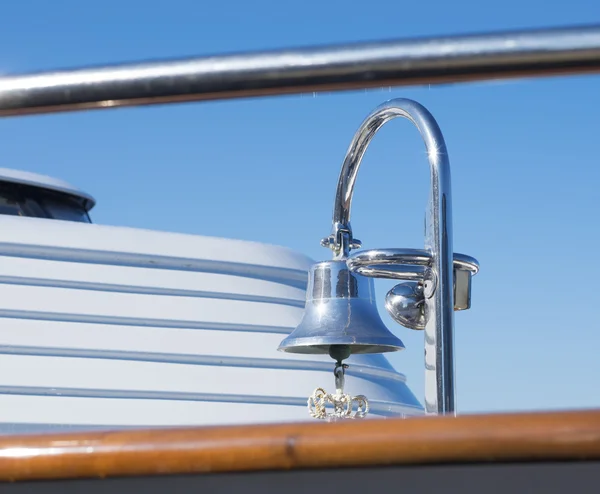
(0, 409), (599, 482)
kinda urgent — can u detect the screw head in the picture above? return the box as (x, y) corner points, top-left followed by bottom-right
(423, 269), (437, 299)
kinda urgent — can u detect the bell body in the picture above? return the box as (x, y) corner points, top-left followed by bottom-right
(278, 259), (405, 356)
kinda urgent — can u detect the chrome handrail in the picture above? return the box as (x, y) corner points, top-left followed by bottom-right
(0, 24), (599, 116)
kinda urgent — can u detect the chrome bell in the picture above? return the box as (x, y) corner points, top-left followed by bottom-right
(278, 259), (405, 360)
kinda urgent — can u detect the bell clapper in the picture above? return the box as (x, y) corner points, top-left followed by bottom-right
(307, 355), (369, 421)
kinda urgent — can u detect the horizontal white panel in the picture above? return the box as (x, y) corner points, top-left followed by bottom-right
(0, 395), (312, 426)
(0, 395), (400, 428)
(0, 284), (304, 329)
(0, 216), (313, 275)
(0, 355), (413, 404)
(0, 319), (407, 384)
(0, 319), (290, 359)
(0, 256), (306, 302)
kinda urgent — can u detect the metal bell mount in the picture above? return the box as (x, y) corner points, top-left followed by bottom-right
(279, 98), (479, 417)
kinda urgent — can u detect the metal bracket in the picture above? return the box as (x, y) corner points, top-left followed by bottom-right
(347, 248), (479, 317)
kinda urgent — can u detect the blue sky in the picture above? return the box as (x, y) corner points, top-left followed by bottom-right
(1, 0), (599, 414)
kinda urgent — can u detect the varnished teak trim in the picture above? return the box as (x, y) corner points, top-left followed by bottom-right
(0, 410), (599, 482)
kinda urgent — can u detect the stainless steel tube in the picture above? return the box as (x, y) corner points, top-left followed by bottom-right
(327, 98), (455, 415)
(0, 24), (599, 116)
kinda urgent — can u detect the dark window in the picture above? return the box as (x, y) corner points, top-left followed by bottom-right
(0, 181), (92, 223)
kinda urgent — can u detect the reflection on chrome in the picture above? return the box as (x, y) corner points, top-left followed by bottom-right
(279, 99), (479, 416)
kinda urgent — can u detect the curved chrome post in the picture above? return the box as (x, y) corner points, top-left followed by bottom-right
(323, 98), (456, 415)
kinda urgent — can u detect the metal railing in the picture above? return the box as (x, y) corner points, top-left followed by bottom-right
(0, 24), (599, 116)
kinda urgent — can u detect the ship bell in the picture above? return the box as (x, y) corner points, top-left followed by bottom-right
(278, 259), (405, 361)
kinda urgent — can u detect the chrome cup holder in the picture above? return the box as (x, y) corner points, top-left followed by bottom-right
(347, 248), (479, 330)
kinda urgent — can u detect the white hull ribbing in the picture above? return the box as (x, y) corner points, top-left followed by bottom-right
(0, 215), (422, 434)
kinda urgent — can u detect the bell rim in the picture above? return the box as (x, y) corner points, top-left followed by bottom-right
(277, 335), (405, 355)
